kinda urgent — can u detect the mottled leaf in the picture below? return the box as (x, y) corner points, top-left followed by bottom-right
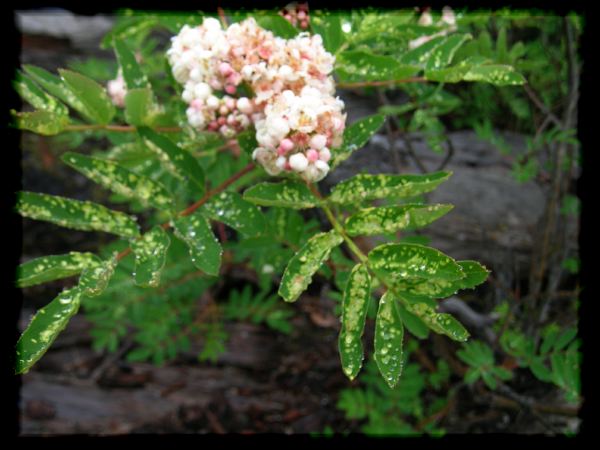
(172, 211), (222, 276)
(124, 88), (156, 126)
(339, 263), (371, 380)
(113, 39), (150, 89)
(329, 171), (452, 204)
(403, 300), (469, 342)
(374, 292), (404, 388)
(400, 35), (447, 65)
(15, 286), (82, 374)
(456, 261), (490, 289)
(22, 64), (92, 122)
(345, 203), (453, 236)
(138, 126), (205, 193)
(368, 243), (464, 286)
(16, 191), (140, 238)
(17, 252), (99, 288)
(131, 225), (170, 287)
(79, 254), (118, 296)
(424, 33), (472, 70)
(332, 114), (385, 168)
(279, 230), (343, 302)
(311, 12), (344, 53)
(424, 63), (472, 83)
(61, 152), (174, 211)
(101, 15), (158, 49)
(463, 64), (526, 86)
(203, 191), (265, 237)
(243, 181), (317, 209)
(58, 69), (116, 124)
(11, 109), (69, 136)
(336, 50), (420, 83)
(396, 303), (430, 339)
(13, 71), (68, 115)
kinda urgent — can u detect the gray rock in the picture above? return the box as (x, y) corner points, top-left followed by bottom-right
(16, 9), (114, 50)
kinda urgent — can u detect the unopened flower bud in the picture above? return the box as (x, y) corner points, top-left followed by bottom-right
(289, 153), (308, 172)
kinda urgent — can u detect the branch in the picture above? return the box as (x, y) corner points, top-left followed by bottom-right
(116, 163), (255, 262)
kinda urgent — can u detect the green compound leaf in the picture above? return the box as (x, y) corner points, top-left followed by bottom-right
(339, 263), (372, 380)
(336, 50), (420, 82)
(15, 286), (82, 374)
(23, 64), (92, 122)
(329, 171), (452, 204)
(131, 225), (170, 288)
(243, 180), (318, 209)
(332, 114), (385, 168)
(15, 191), (140, 238)
(463, 64), (526, 86)
(13, 71), (68, 115)
(374, 292), (404, 388)
(124, 88), (158, 126)
(368, 243), (464, 285)
(138, 126), (205, 193)
(345, 203), (453, 236)
(61, 152), (174, 211)
(11, 109), (70, 136)
(403, 300), (470, 342)
(203, 191), (266, 237)
(310, 12), (344, 53)
(78, 254), (117, 297)
(278, 230), (343, 302)
(255, 14), (298, 39)
(17, 252), (99, 288)
(424, 33), (472, 71)
(58, 69), (116, 124)
(113, 39), (150, 89)
(172, 211), (222, 276)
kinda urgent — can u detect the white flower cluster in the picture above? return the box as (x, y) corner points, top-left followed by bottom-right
(167, 17), (346, 182)
(107, 71), (127, 108)
(409, 7), (457, 49)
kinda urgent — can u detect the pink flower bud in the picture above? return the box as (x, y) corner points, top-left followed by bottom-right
(300, 20), (308, 29)
(209, 78), (222, 90)
(297, 11), (306, 20)
(306, 149), (319, 162)
(191, 99), (203, 110)
(218, 117), (227, 125)
(280, 138), (294, 152)
(284, 161), (292, 171)
(208, 121), (219, 131)
(258, 47), (271, 59)
(319, 148), (331, 162)
(225, 97), (236, 110)
(219, 62), (233, 76)
(225, 84), (237, 95)
(227, 114), (237, 125)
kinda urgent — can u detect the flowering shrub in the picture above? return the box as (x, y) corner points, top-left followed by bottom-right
(13, 9), (530, 388)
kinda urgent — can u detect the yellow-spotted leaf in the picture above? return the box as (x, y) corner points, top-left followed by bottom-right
(374, 291), (404, 388)
(78, 254), (118, 297)
(203, 191), (266, 237)
(17, 252), (99, 288)
(336, 50), (420, 82)
(138, 126), (205, 193)
(13, 71), (68, 115)
(131, 225), (170, 288)
(172, 211), (222, 276)
(402, 300), (470, 342)
(61, 152), (174, 211)
(16, 286), (82, 374)
(332, 114), (385, 168)
(345, 203), (453, 236)
(16, 191), (140, 238)
(58, 69), (116, 124)
(243, 181), (318, 209)
(463, 64), (526, 86)
(279, 230), (343, 302)
(339, 263), (372, 380)
(113, 40), (150, 89)
(329, 171), (452, 204)
(124, 88), (158, 126)
(11, 109), (70, 136)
